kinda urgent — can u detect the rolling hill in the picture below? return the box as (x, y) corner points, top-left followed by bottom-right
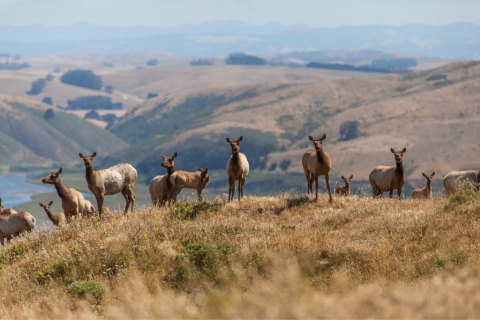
(106, 61), (480, 189)
(0, 95), (128, 168)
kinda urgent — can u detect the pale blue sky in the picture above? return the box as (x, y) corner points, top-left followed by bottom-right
(0, 0), (478, 26)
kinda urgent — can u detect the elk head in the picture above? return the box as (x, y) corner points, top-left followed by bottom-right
(342, 174), (354, 186)
(41, 168), (63, 185)
(161, 152), (177, 171)
(39, 200), (54, 210)
(226, 136), (243, 155)
(198, 168), (210, 185)
(309, 134), (327, 152)
(79, 152), (97, 168)
(390, 147), (407, 164)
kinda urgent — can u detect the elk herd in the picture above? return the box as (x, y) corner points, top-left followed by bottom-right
(1, 134), (479, 244)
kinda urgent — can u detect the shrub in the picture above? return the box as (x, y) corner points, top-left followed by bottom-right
(339, 121), (360, 141)
(172, 201), (221, 220)
(67, 280), (103, 302)
(447, 189), (480, 208)
(225, 53), (266, 65)
(67, 95), (122, 110)
(27, 78), (47, 95)
(181, 242), (236, 280)
(60, 70), (103, 90)
(146, 59), (159, 66)
(84, 110), (100, 119)
(42, 96), (53, 105)
(43, 108), (55, 120)
(146, 92), (158, 99)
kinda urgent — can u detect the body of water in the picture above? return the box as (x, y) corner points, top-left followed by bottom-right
(0, 173), (51, 209)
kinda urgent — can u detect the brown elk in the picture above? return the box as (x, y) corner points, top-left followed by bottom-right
(79, 152), (137, 217)
(302, 134), (333, 203)
(335, 175), (354, 196)
(0, 210), (36, 245)
(0, 198), (17, 215)
(369, 148), (407, 199)
(170, 168), (210, 202)
(39, 201), (66, 226)
(149, 152), (177, 206)
(411, 172), (435, 199)
(226, 136), (250, 201)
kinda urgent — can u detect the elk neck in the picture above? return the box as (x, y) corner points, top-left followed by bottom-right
(315, 148), (325, 164)
(54, 178), (69, 199)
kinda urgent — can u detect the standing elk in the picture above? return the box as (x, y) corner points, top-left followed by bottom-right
(226, 136), (249, 201)
(149, 152), (177, 206)
(0, 198), (17, 215)
(369, 148), (407, 199)
(302, 134), (333, 203)
(335, 175), (354, 196)
(0, 208), (36, 245)
(411, 172), (435, 199)
(41, 168), (93, 221)
(443, 170), (480, 195)
(79, 152), (137, 217)
(171, 168), (210, 202)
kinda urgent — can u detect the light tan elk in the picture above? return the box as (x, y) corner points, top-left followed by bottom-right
(335, 175), (354, 196)
(149, 152), (177, 206)
(411, 172), (435, 199)
(171, 168), (210, 202)
(0, 198), (17, 215)
(39, 201), (66, 226)
(443, 170), (480, 195)
(369, 148), (407, 199)
(79, 152), (137, 217)
(41, 168), (92, 221)
(302, 134), (333, 203)
(226, 136), (249, 201)
(0, 209), (36, 245)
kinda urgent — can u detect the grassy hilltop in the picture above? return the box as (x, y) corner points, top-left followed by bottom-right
(1, 192), (480, 318)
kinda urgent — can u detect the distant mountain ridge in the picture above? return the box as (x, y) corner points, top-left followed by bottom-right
(1, 21), (479, 59)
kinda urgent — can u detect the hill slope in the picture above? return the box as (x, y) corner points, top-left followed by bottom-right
(1, 195), (480, 318)
(108, 61), (480, 186)
(0, 95), (128, 167)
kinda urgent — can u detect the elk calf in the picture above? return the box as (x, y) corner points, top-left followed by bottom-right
(79, 152), (137, 217)
(369, 148), (407, 199)
(226, 136), (249, 201)
(171, 168), (210, 202)
(411, 172), (435, 199)
(335, 175), (353, 196)
(302, 134), (333, 203)
(0, 198), (17, 215)
(149, 153), (177, 206)
(39, 201), (66, 226)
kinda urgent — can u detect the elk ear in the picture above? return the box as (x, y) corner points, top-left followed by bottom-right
(172, 152), (177, 159)
(226, 137), (231, 142)
(308, 135), (314, 141)
(341, 175), (346, 180)
(349, 175), (354, 180)
(422, 172), (428, 178)
(401, 147), (407, 153)
(197, 168), (202, 171)
(38, 203), (43, 207)
(238, 136), (243, 142)
(57, 168), (63, 175)
(431, 171), (436, 177)
(48, 200), (53, 206)
(160, 163), (165, 167)
(79, 153), (84, 158)
(204, 168), (208, 173)
(390, 148), (395, 153)
(320, 133), (327, 141)
(161, 155), (166, 160)
(92, 152), (97, 157)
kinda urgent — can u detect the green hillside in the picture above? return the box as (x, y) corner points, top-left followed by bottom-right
(0, 96), (128, 168)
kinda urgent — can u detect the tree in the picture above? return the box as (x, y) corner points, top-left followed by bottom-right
(27, 78), (47, 95)
(42, 97), (53, 105)
(147, 92), (158, 99)
(225, 53), (266, 66)
(60, 70), (103, 90)
(43, 108), (55, 120)
(84, 110), (100, 119)
(104, 85), (114, 94)
(67, 96), (123, 110)
(146, 59), (159, 67)
(339, 121), (360, 141)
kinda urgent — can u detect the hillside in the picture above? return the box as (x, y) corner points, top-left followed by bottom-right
(0, 95), (128, 167)
(107, 61), (480, 188)
(1, 194), (480, 318)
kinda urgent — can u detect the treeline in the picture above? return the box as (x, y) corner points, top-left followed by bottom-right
(0, 53), (30, 70)
(307, 58), (417, 73)
(66, 96), (123, 110)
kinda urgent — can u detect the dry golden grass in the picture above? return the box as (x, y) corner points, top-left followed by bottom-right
(1, 193), (479, 318)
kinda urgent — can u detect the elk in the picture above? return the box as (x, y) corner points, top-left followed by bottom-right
(0, 198), (17, 215)
(335, 175), (354, 196)
(149, 152), (177, 206)
(79, 152), (137, 217)
(0, 210), (36, 245)
(41, 168), (92, 221)
(302, 134), (333, 203)
(411, 172), (435, 199)
(443, 170), (480, 195)
(171, 168), (210, 202)
(39, 201), (66, 226)
(226, 136), (249, 201)
(369, 148), (407, 199)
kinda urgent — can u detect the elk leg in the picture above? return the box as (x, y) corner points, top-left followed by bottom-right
(238, 175), (242, 201)
(96, 195), (104, 218)
(315, 176), (319, 200)
(228, 177), (234, 202)
(325, 174), (333, 203)
(122, 189), (130, 214)
(398, 187), (403, 200)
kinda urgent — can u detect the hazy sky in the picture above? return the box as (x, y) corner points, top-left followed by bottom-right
(1, 0), (479, 27)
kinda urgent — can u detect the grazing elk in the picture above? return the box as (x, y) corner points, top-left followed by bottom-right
(0, 209), (36, 245)
(41, 168), (92, 221)
(149, 152), (177, 206)
(79, 152), (137, 217)
(171, 168), (210, 202)
(411, 172), (435, 199)
(39, 201), (66, 226)
(0, 198), (17, 215)
(443, 170), (480, 195)
(226, 136), (250, 201)
(335, 175), (354, 196)
(369, 148), (407, 199)
(302, 134), (333, 203)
